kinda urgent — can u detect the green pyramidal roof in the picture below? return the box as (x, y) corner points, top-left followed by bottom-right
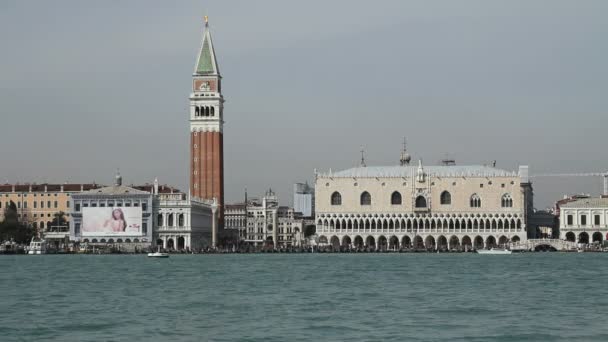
(195, 27), (219, 75)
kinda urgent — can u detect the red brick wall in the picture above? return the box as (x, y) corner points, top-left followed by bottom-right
(190, 131), (224, 224)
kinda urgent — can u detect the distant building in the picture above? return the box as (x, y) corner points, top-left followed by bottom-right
(153, 186), (216, 251)
(225, 189), (304, 248)
(315, 152), (532, 250)
(225, 203), (247, 241)
(294, 182), (314, 218)
(559, 197), (608, 244)
(0, 182), (102, 249)
(528, 210), (558, 239)
(69, 172), (219, 251)
(70, 172), (155, 250)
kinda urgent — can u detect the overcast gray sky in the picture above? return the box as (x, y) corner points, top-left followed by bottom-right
(0, 0), (607, 208)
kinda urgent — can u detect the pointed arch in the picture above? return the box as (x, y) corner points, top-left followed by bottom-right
(391, 191), (402, 205)
(415, 195), (427, 208)
(440, 191), (452, 205)
(360, 191), (371, 205)
(470, 193), (481, 208)
(331, 191), (342, 205)
(501, 193), (513, 208)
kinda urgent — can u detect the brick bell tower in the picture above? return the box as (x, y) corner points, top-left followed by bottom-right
(190, 17), (224, 226)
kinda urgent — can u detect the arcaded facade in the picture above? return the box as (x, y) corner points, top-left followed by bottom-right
(559, 197), (608, 245)
(315, 162), (532, 250)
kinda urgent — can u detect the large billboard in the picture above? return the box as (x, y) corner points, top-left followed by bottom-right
(82, 207), (142, 237)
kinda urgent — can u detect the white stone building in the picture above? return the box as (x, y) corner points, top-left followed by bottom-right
(225, 189), (304, 248)
(315, 159), (532, 250)
(153, 187), (217, 251)
(69, 173), (218, 251)
(559, 197), (608, 244)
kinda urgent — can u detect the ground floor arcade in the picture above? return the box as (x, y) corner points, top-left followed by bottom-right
(155, 232), (211, 251)
(561, 230), (607, 245)
(317, 233), (523, 251)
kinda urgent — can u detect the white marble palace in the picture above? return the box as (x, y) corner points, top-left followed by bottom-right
(314, 149), (533, 250)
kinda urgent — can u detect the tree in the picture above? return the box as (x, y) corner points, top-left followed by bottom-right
(0, 200), (35, 243)
(50, 211), (68, 231)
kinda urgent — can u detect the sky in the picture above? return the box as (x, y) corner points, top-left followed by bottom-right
(0, 0), (607, 208)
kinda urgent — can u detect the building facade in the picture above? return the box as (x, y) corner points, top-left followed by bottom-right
(69, 173), (154, 250)
(559, 197), (608, 244)
(154, 188), (216, 251)
(315, 161), (532, 250)
(0, 183), (101, 248)
(294, 182), (314, 218)
(225, 203), (247, 241)
(190, 18), (224, 236)
(225, 190), (305, 248)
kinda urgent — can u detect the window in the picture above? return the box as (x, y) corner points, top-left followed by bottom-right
(75, 203), (81, 212)
(24, 202), (28, 209)
(142, 222), (147, 234)
(91, 203), (97, 207)
(75, 223), (81, 234)
(17, 202), (20, 209)
(391, 191), (402, 205)
(0, 202), (2, 209)
(41, 201), (44, 208)
(54, 201), (57, 208)
(595, 215), (601, 226)
(67, 201), (70, 208)
(34, 201), (37, 208)
(415, 196), (427, 208)
(142, 203), (148, 211)
(47, 201), (51, 208)
(360, 192), (371, 206)
(168, 214), (174, 227)
(581, 215), (587, 226)
(440, 191), (451, 205)
(501, 194), (513, 208)
(470, 194), (481, 208)
(330, 192), (342, 205)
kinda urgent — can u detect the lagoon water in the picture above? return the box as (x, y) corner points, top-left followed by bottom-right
(1, 254), (607, 341)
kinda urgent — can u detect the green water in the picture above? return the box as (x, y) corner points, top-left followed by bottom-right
(1, 254), (607, 341)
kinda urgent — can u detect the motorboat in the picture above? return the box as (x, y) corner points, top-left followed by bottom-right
(148, 247), (169, 258)
(27, 239), (47, 255)
(476, 248), (512, 255)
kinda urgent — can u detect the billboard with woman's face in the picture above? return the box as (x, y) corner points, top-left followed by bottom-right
(82, 207), (142, 236)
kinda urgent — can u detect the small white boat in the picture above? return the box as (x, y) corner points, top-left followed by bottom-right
(476, 248), (512, 255)
(27, 239), (47, 255)
(148, 247), (169, 258)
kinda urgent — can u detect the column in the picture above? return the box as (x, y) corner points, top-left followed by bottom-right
(211, 202), (218, 248)
(272, 210), (278, 249)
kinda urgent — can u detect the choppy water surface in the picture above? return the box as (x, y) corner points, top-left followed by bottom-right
(1, 254), (607, 341)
